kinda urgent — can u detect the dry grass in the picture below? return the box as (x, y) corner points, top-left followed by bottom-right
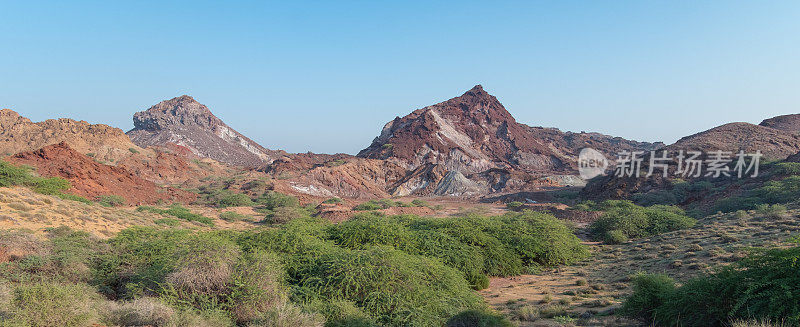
(100, 297), (175, 327)
(483, 208), (800, 326)
(0, 187), (254, 238)
(245, 302), (325, 327)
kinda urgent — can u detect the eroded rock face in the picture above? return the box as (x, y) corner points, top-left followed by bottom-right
(0, 109), (139, 163)
(9, 142), (195, 205)
(127, 95), (284, 167)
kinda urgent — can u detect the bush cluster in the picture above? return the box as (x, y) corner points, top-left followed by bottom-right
(352, 199), (426, 211)
(621, 244), (800, 326)
(583, 200), (696, 243)
(97, 195), (125, 207)
(137, 204), (215, 226)
(0, 160), (88, 203)
(0, 209), (585, 326)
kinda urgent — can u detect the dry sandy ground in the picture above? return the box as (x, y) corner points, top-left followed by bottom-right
(481, 208), (800, 326)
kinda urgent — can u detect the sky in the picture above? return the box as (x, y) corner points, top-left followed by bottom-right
(1, 1), (799, 154)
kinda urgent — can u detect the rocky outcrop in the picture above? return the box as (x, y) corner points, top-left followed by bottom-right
(10, 142), (195, 205)
(0, 109), (139, 163)
(266, 156), (409, 199)
(127, 95), (284, 167)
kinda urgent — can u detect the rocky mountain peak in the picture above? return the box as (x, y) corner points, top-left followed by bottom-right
(127, 96), (283, 168)
(132, 95), (222, 131)
(357, 85), (561, 174)
(357, 85), (663, 196)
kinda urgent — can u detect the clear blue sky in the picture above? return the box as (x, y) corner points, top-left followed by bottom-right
(2, 1), (799, 154)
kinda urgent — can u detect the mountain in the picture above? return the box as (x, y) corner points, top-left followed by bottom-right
(9, 142), (195, 205)
(581, 114), (800, 202)
(127, 95), (284, 167)
(0, 109), (140, 163)
(668, 122), (800, 160)
(358, 85), (661, 175)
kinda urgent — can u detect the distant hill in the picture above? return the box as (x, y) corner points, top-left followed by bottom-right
(127, 95), (285, 167)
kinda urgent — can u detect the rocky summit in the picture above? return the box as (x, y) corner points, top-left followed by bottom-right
(126, 95), (284, 167)
(359, 85), (661, 173)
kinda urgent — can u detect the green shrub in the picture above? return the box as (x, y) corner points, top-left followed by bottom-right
(128, 147), (140, 154)
(304, 299), (377, 327)
(99, 297), (174, 327)
(137, 205), (214, 226)
(505, 201), (524, 211)
(411, 199), (429, 207)
(445, 310), (514, 327)
(755, 203), (788, 219)
(218, 193), (254, 208)
(352, 199), (412, 211)
(5, 282), (98, 327)
(265, 206), (311, 224)
(31, 177), (70, 195)
(58, 193), (92, 204)
(219, 211), (251, 222)
(0, 160), (35, 187)
(619, 273), (676, 322)
(289, 244), (482, 326)
(323, 197), (343, 204)
(0, 160), (84, 202)
(623, 244), (800, 326)
(773, 162), (800, 176)
(327, 214), (416, 250)
(154, 218), (180, 226)
(257, 191), (299, 210)
(604, 230), (628, 244)
(589, 200), (696, 243)
(97, 195), (125, 207)
(96, 228), (288, 324)
(353, 201), (383, 211)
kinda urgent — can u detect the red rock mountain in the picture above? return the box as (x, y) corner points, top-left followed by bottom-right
(358, 85), (661, 174)
(127, 95), (284, 167)
(9, 142), (195, 205)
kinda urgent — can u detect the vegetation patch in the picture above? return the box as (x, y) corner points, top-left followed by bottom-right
(137, 205), (215, 226)
(582, 200), (696, 243)
(621, 243), (800, 326)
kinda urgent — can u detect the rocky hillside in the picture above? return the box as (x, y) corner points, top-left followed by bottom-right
(127, 95), (284, 167)
(759, 113), (800, 132)
(582, 114), (800, 202)
(668, 122), (800, 160)
(358, 85), (661, 174)
(0, 109), (139, 163)
(9, 142), (195, 205)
